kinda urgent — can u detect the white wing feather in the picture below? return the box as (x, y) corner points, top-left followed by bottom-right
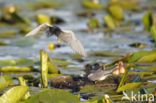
(25, 23), (52, 37)
(58, 30), (87, 57)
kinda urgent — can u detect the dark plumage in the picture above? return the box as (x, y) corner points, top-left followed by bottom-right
(25, 23), (87, 57)
(47, 26), (62, 37)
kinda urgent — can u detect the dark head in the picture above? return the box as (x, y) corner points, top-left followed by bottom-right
(47, 26), (62, 37)
(85, 64), (92, 76)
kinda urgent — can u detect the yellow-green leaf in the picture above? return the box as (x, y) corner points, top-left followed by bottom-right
(117, 82), (142, 93)
(40, 50), (48, 88)
(0, 86), (29, 103)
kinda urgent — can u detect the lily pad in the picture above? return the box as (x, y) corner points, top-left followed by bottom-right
(80, 85), (99, 94)
(142, 12), (152, 31)
(88, 18), (101, 29)
(103, 15), (116, 30)
(29, 1), (61, 10)
(37, 14), (51, 25)
(47, 74), (63, 80)
(117, 82), (142, 93)
(89, 51), (122, 57)
(18, 77), (30, 100)
(0, 86), (29, 103)
(109, 1), (139, 11)
(128, 50), (156, 63)
(0, 66), (31, 72)
(86, 95), (104, 103)
(82, 0), (104, 9)
(48, 62), (59, 74)
(20, 89), (80, 103)
(0, 60), (16, 66)
(108, 5), (124, 21)
(0, 76), (8, 93)
(0, 30), (17, 38)
(50, 59), (72, 66)
(17, 58), (35, 66)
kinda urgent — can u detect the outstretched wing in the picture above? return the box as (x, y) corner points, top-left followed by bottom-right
(58, 30), (87, 57)
(25, 23), (52, 37)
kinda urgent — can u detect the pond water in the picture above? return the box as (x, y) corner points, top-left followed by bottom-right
(0, 0), (156, 102)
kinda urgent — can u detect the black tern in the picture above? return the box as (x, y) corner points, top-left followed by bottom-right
(25, 23), (87, 57)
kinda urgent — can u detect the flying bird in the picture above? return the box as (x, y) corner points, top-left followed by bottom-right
(25, 23), (87, 57)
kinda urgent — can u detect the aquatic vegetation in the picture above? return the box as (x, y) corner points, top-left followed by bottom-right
(88, 18), (101, 29)
(103, 15), (116, 30)
(0, 0), (156, 103)
(0, 76), (9, 93)
(150, 26), (156, 44)
(0, 30), (17, 38)
(109, 0), (140, 11)
(0, 86), (29, 103)
(82, 0), (105, 9)
(0, 5), (29, 25)
(108, 5), (124, 21)
(19, 89), (80, 103)
(40, 50), (48, 88)
(37, 14), (51, 25)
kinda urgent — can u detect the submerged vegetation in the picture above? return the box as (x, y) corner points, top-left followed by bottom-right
(0, 0), (156, 103)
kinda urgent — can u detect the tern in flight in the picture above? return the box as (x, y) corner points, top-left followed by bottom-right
(25, 23), (87, 57)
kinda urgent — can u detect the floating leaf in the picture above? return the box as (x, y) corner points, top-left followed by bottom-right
(103, 15), (116, 30)
(47, 74), (63, 80)
(48, 62), (59, 74)
(50, 59), (72, 66)
(0, 60), (16, 66)
(18, 77), (30, 100)
(71, 54), (82, 60)
(86, 95), (104, 103)
(109, 1), (139, 11)
(0, 66), (31, 72)
(142, 12), (152, 31)
(0, 30), (17, 38)
(37, 14), (51, 25)
(17, 58), (34, 66)
(29, 1), (60, 10)
(0, 76), (8, 93)
(82, 0), (104, 9)
(0, 86), (29, 103)
(80, 85), (99, 94)
(117, 82), (142, 92)
(20, 89), (80, 103)
(128, 50), (156, 63)
(150, 25), (156, 44)
(129, 71), (153, 76)
(89, 51), (122, 57)
(88, 18), (101, 29)
(108, 5), (124, 21)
